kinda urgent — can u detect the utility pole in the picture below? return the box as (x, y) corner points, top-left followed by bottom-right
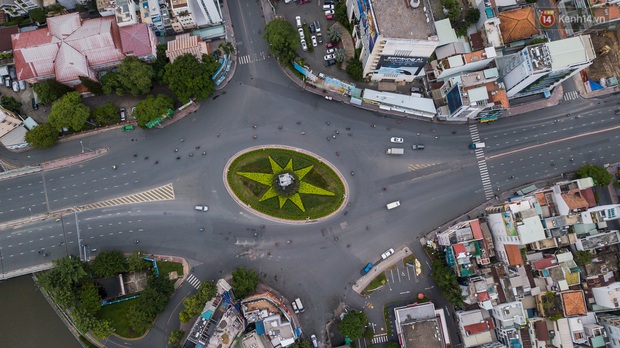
(74, 211), (83, 261)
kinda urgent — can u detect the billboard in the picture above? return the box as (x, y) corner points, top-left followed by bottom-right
(373, 56), (427, 76)
(356, 0), (378, 53)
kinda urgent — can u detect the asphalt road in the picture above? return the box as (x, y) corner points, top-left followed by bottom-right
(1, 0), (620, 346)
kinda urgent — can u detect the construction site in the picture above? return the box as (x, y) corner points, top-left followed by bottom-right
(587, 30), (620, 86)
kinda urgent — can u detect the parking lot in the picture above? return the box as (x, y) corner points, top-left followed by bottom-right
(276, 1), (352, 82)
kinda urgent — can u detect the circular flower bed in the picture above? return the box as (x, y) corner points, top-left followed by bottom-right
(226, 148), (346, 220)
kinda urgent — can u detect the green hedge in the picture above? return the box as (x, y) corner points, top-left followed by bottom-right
(227, 149), (345, 220)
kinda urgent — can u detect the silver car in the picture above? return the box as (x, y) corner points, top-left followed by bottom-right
(194, 205), (209, 212)
(390, 137), (404, 143)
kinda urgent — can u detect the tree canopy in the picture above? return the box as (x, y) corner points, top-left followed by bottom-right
(133, 94), (175, 127)
(577, 163), (613, 187)
(47, 92), (90, 131)
(346, 58), (364, 81)
(33, 79), (73, 104)
(25, 123), (59, 149)
(231, 267), (259, 298)
(102, 57), (154, 96)
(263, 19), (299, 63)
(127, 275), (174, 334)
(90, 250), (126, 278)
(1, 96), (22, 114)
(79, 76), (103, 96)
(92, 102), (120, 126)
(152, 44), (169, 83)
(164, 53), (218, 103)
(338, 310), (367, 341)
(179, 281), (217, 322)
(432, 258), (464, 306)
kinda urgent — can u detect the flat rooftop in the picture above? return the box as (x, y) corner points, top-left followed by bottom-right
(372, 0), (434, 40)
(401, 319), (443, 348)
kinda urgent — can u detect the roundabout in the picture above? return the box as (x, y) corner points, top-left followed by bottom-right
(224, 145), (348, 223)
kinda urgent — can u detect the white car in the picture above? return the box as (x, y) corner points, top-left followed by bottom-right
(381, 248), (395, 260)
(390, 137), (404, 143)
(194, 205), (209, 212)
(311, 334), (318, 348)
(325, 10), (334, 15)
(298, 28), (305, 39)
(323, 54), (335, 61)
(326, 48), (335, 54)
(301, 40), (308, 51)
(311, 35), (318, 47)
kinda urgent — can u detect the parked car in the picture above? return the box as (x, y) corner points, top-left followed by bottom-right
(121, 125), (134, 132)
(326, 42), (336, 49)
(410, 86), (423, 93)
(314, 20), (321, 33)
(18, 80), (26, 91)
(322, 4), (334, 10)
(360, 263), (373, 275)
(326, 48), (335, 54)
(412, 144), (425, 150)
(12, 81), (19, 92)
(120, 107), (127, 122)
(324, 59), (336, 67)
(295, 15), (302, 28)
(31, 98), (38, 110)
(311, 35), (318, 47)
(309, 23), (315, 33)
(4, 76), (10, 87)
(317, 34), (323, 44)
(324, 0), (334, 4)
(326, 14), (335, 20)
(298, 27), (305, 39)
(390, 137), (404, 143)
(301, 40), (308, 51)
(194, 205), (209, 212)
(318, 73), (326, 79)
(323, 54), (335, 61)
(311, 335), (318, 348)
(325, 9), (334, 15)
(381, 248), (395, 260)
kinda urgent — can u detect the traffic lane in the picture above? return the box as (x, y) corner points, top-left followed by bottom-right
(0, 175), (47, 221)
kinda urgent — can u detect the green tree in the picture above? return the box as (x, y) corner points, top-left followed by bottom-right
(334, 49), (347, 63)
(345, 58), (364, 81)
(126, 303), (152, 334)
(90, 250), (126, 278)
(33, 79), (72, 104)
(364, 326), (374, 339)
(263, 18), (299, 63)
(465, 8), (480, 24)
(168, 329), (185, 346)
(152, 44), (169, 83)
(454, 20), (469, 38)
(92, 102), (119, 126)
(29, 8), (47, 24)
(442, 0), (461, 21)
(73, 307), (98, 333)
(574, 250), (592, 266)
(164, 53), (216, 102)
(431, 258), (464, 306)
(179, 309), (192, 323)
(220, 41), (235, 55)
(231, 267), (259, 298)
(327, 26), (341, 43)
(577, 163), (613, 187)
(90, 319), (115, 339)
(179, 281), (217, 321)
(79, 281), (102, 315)
(334, 2), (350, 29)
(339, 310), (367, 341)
(78, 76), (103, 96)
(133, 94), (174, 127)
(25, 123), (58, 149)
(116, 56), (154, 95)
(48, 92), (90, 132)
(127, 251), (149, 271)
(1, 96), (22, 113)
(101, 72), (121, 95)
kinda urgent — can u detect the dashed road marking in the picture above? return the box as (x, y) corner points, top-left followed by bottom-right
(76, 184), (175, 211)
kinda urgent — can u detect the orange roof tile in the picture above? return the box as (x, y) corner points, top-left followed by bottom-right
(505, 244), (524, 267)
(471, 219), (483, 240)
(464, 318), (494, 335)
(561, 291), (587, 317)
(592, 5), (620, 22)
(499, 7), (540, 43)
(561, 188), (590, 211)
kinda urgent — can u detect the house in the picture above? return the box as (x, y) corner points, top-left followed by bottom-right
(166, 33), (210, 63)
(497, 7), (540, 46)
(393, 302), (450, 348)
(592, 282), (620, 309)
(241, 292), (299, 348)
(491, 301), (527, 348)
(11, 13), (157, 86)
(598, 313), (620, 348)
(456, 309), (496, 347)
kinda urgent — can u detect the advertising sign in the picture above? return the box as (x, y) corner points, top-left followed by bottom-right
(373, 56), (427, 76)
(356, 0), (378, 52)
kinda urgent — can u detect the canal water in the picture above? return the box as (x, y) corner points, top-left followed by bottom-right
(0, 275), (81, 348)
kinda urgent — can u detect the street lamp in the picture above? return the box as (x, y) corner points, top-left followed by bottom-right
(80, 140), (84, 154)
(28, 207), (32, 220)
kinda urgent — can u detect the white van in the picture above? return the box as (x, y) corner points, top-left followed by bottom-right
(294, 298), (305, 312)
(295, 16), (302, 28)
(386, 201), (401, 210)
(322, 4), (334, 10)
(469, 142), (486, 149)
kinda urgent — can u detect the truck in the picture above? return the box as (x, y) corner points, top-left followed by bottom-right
(386, 147), (404, 155)
(469, 142), (486, 149)
(386, 201), (401, 210)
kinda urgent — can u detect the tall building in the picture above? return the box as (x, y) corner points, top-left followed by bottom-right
(344, 0), (439, 82)
(169, 0), (196, 32)
(139, 0), (172, 36)
(496, 35), (596, 99)
(189, 0), (222, 27)
(115, 0), (139, 27)
(599, 314), (620, 348)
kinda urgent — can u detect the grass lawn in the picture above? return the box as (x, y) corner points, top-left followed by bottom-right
(157, 260), (183, 279)
(227, 148), (345, 220)
(362, 272), (386, 295)
(96, 299), (143, 338)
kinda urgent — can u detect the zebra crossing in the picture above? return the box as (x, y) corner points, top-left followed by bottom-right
(371, 334), (388, 344)
(77, 183), (175, 211)
(186, 274), (201, 289)
(563, 90), (579, 101)
(238, 51), (269, 65)
(469, 125), (494, 200)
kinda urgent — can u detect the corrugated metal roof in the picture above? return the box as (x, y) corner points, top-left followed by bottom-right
(120, 23), (157, 58)
(55, 44), (90, 83)
(48, 13), (81, 40)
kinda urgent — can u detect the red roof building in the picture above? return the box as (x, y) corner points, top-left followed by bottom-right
(12, 13), (156, 86)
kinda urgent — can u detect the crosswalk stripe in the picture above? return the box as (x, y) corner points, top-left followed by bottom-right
(186, 274), (201, 289)
(77, 183), (175, 212)
(563, 91), (579, 101)
(469, 125), (494, 199)
(238, 52), (270, 65)
(372, 334), (388, 344)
